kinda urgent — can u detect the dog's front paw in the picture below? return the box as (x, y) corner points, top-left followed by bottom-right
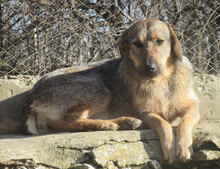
(163, 141), (176, 164)
(119, 117), (142, 130)
(125, 118), (142, 129)
(176, 141), (192, 162)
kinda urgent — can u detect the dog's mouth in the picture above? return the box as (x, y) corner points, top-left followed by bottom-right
(140, 68), (162, 79)
(147, 71), (161, 78)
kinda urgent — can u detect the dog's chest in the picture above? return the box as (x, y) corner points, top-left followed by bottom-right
(133, 82), (174, 119)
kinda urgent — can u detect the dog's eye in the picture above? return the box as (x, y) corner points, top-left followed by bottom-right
(155, 39), (164, 46)
(133, 41), (143, 48)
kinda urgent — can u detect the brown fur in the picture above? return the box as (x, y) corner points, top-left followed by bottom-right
(20, 19), (199, 163)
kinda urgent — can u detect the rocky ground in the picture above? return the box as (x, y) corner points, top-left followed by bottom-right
(0, 122), (219, 169)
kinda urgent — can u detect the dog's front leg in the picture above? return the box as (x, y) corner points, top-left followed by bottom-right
(176, 103), (200, 161)
(144, 113), (176, 164)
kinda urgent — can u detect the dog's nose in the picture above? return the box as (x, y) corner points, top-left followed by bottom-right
(145, 62), (156, 73)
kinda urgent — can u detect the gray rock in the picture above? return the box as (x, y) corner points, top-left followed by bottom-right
(0, 126), (219, 169)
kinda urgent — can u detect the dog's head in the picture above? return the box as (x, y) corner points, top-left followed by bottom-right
(118, 19), (182, 78)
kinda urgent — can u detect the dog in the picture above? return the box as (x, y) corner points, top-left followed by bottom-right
(22, 19), (200, 164)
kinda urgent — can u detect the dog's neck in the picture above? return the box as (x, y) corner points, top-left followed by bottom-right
(118, 60), (177, 120)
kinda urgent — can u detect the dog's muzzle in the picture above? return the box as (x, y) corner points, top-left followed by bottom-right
(145, 62), (156, 73)
(143, 58), (161, 78)
(145, 58), (157, 74)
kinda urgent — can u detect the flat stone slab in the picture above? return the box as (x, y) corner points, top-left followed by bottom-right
(0, 123), (219, 169)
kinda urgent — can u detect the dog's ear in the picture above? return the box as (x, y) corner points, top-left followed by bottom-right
(117, 29), (128, 57)
(168, 25), (183, 61)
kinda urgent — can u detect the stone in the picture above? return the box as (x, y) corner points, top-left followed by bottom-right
(72, 164), (95, 169)
(0, 126), (219, 169)
(0, 130), (158, 168)
(92, 142), (150, 167)
(194, 74), (220, 121)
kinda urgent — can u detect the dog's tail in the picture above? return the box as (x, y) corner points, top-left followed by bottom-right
(22, 95), (39, 135)
(23, 112), (38, 135)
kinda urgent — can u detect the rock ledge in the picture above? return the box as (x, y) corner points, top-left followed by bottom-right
(0, 126), (219, 169)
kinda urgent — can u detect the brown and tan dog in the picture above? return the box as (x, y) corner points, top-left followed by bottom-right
(22, 19), (200, 163)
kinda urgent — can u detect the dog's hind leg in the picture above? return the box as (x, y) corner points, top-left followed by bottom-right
(57, 111), (142, 131)
(23, 80), (142, 133)
(56, 109), (119, 131)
